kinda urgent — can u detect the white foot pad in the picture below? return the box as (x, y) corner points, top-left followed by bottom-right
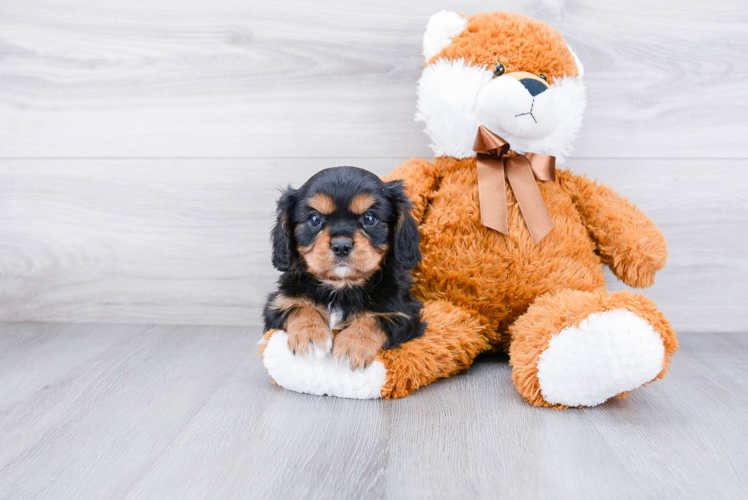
(260, 331), (385, 399)
(536, 309), (665, 407)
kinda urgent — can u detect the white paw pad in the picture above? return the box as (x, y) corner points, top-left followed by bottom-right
(260, 331), (385, 399)
(536, 309), (665, 407)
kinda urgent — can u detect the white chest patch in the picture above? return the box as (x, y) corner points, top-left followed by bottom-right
(328, 305), (343, 331)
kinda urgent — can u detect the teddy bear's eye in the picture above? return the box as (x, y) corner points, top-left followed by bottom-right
(538, 73), (548, 82)
(493, 63), (506, 78)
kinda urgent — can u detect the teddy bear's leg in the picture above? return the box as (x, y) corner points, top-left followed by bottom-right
(509, 289), (678, 408)
(258, 300), (490, 399)
(377, 299), (491, 399)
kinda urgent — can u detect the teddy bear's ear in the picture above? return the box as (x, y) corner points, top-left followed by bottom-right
(423, 11), (467, 60)
(567, 45), (585, 77)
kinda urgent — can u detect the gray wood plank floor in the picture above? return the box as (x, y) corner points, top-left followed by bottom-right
(0, 323), (745, 499)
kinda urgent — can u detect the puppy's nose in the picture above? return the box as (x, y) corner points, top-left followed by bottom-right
(519, 78), (548, 97)
(331, 239), (353, 257)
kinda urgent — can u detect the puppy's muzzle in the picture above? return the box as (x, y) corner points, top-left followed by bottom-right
(331, 237), (353, 258)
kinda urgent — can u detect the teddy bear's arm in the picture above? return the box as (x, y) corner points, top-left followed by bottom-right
(384, 158), (440, 223)
(557, 169), (667, 288)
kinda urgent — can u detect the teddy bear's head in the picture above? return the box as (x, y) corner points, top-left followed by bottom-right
(416, 11), (585, 165)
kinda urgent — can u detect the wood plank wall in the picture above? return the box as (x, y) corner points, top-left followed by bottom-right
(1, 0), (746, 332)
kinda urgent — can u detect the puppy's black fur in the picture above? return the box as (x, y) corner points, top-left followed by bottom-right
(263, 166), (425, 349)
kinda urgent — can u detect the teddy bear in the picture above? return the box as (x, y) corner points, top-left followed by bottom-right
(260, 10), (678, 407)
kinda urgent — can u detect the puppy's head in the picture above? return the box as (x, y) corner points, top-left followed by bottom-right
(271, 167), (420, 284)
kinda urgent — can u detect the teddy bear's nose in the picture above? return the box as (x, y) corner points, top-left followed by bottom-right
(519, 78), (548, 97)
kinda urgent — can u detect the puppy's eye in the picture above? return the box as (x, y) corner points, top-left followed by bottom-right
(493, 62), (505, 78)
(308, 213), (322, 228)
(362, 212), (378, 227)
(538, 73), (548, 82)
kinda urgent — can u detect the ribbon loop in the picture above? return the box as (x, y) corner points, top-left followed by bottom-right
(473, 125), (556, 244)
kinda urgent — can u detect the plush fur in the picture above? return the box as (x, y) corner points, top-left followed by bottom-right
(417, 11), (586, 163)
(510, 290), (677, 407)
(261, 11), (678, 407)
(263, 167), (426, 371)
(260, 329), (387, 399)
(377, 12), (678, 406)
(422, 10), (468, 60)
(417, 59), (585, 163)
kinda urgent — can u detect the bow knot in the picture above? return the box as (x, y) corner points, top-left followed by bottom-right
(473, 125), (555, 244)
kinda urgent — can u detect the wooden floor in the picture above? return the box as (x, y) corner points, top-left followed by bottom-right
(0, 324), (745, 499)
(2, 2), (746, 497)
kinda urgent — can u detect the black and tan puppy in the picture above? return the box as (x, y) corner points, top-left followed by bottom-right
(263, 166), (426, 370)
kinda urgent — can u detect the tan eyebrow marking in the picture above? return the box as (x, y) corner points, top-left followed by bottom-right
(349, 193), (377, 215)
(308, 193), (336, 215)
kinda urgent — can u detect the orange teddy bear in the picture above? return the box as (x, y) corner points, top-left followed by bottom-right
(261, 10), (677, 407)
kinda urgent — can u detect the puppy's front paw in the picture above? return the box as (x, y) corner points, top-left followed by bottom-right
(287, 324), (334, 358)
(332, 317), (387, 370)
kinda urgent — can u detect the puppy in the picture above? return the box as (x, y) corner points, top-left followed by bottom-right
(263, 166), (426, 370)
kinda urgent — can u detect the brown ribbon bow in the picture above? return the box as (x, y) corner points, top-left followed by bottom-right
(473, 125), (556, 244)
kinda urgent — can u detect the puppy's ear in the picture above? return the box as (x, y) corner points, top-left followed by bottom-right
(386, 180), (421, 269)
(271, 186), (298, 271)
